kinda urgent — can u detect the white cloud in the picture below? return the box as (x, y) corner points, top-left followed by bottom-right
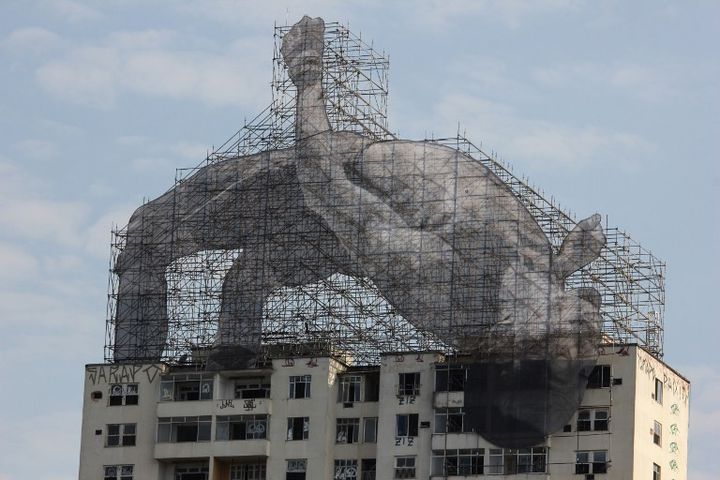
(35, 29), (269, 109)
(409, 0), (581, 30)
(0, 243), (39, 282)
(0, 27), (62, 56)
(44, 0), (103, 22)
(532, 62), (681, 103)
(36, 46), (120, 109)
(12, 139), (58, 160)
(428, 92), (652, 170)
(0, 198), (90, 246)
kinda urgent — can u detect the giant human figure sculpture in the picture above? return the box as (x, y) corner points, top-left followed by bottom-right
(114, 16), (605, 447)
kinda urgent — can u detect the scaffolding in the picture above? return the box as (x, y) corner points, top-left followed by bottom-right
(105, 19), (665, 368)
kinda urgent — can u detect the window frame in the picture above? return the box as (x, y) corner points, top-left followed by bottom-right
(287, 416), (310, 440)
(435, 366), (465, 392)
(106, 423), (136, 447)
(434, 407), (464, 433)
(653, 420), (662, 446)
(157, 416), (212, 443)
(108, 383), (139, 406)
(104, 465), (134, 480)
(159, 375), (213, 402)
(396, 413), (419, 437)
(234, 377), (271, 399)
(289, 375), (312, 399)
(336, 417), (360, 444)
(398, 372), (421, 396)
(229, 463), (266, 480)
(431, 449), (484, 476)
(394, 456), (416, 479)
(575, 450), (608, 474)
(653, 462), (662, 480)
(215, 414), (269, 441)
(654, 378), (664, 404)
(363, 417), (378, 443)
(577, 407), (609, 432)
(587, 365), (611, 388)
(334, 459), (358, 480)
(338, 375), (362, 403)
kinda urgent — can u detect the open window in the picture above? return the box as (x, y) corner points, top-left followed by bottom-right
(216, 415), (268, 440)
(287, 417), (309, 440)
(435, 366), (465, 392)
(289, 375), (311, 399)
(159, 375), (213, 401)
(157, 416), (211, 443)
(398, 372), (420, 396)
(336, 417), (360, 444)
(587, 365), (611, 388)
(396, 414), (419, 437)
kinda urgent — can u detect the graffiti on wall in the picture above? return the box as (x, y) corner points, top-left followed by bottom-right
(87, 364), (164, 385)
(638, 351), (689, 404)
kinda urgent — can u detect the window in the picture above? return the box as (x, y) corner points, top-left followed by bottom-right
(287, 417), (309, 440)
(432, 449), (484, 476)
(434, 408), (464, 433)
(106, 423), (136, 447)
(396, 413), (419, 437)
(577, 408), (609, 431)
(361, 459), (376, 480)
(109, 384), (138, 406)
(653, 421), (662, 446)
(175, 464), (209, 480)
(104, 465), (133, 480)
(157, 416), (211, 443)
(653, 462), (661, 480)
(230, 464), (266, 480)
(435, 366), (465, 392)
(487, 449), (503, 474)
(654, 378), (663, 404)
(338, 375), (362, 403)
(334, 459), (358, 480)
(289, 375), (311, 399)
(216, 415), (268, 440)
(336, 418), (360, 444)
(364, 372), (380, 401)
(398, 372), (420, 396)
(363, 417), (378, 443)
(394, 456), (416, 479)
(234, 377), (270, 399)
(587, 365), (611, 388)
(486, 448), (547, 474)
(286, 459), (306, 480)
(159, 375), (213, 401)
(576, 450), (607, 474)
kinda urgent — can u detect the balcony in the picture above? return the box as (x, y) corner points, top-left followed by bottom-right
(433, 391), (464, 408)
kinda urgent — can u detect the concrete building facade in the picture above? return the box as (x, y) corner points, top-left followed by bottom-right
(79, 344), (688, 480)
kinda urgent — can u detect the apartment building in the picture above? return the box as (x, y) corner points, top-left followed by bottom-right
(78, 344), (688, 480)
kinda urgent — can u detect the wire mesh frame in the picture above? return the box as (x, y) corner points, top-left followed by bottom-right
(104, 21), (665, 364)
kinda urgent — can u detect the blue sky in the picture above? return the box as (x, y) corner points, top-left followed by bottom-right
(0, 1), (718, 478)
